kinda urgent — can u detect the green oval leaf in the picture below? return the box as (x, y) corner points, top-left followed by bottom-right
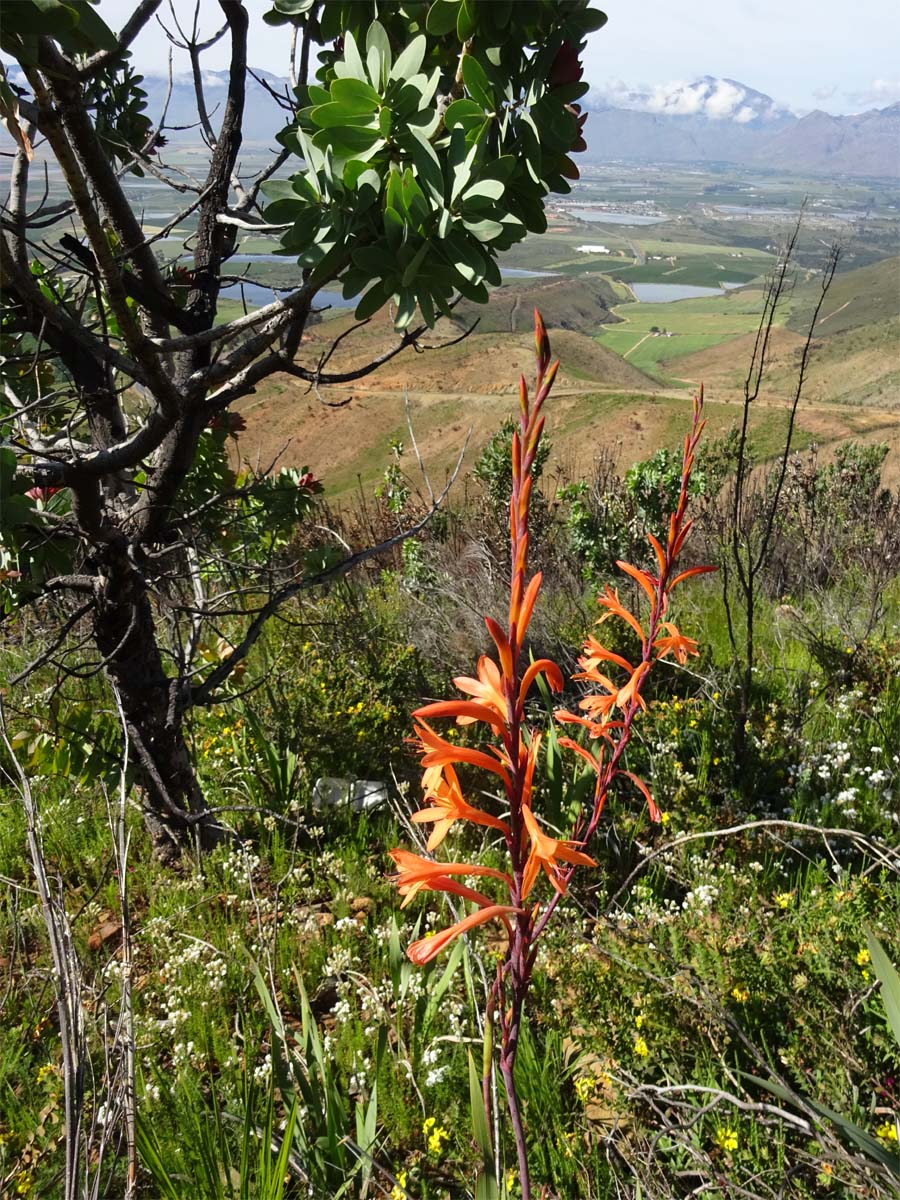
(461, 54), (493, 110)
(331, 77), (381, 111)
(444, 98), (485, 131)
(425, 0), (460, 37)
(389, 33), (426, 82)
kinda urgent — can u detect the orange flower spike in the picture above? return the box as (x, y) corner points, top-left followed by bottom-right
(620, 770), (661, 823)
(515, 572), (543, 645)
(653, 622), (700, 665)
(484, 616), (515, 683)
(411, 764), (510, 850)
(407, 905), (521, 965)
(520, 732), (542, 809)
(616, 559), (657, 606)
(577, 692), (618, 725)
(517, 657), (564, 710)
(668, 564), (717, 591)
(453, 655), (506, 724)
(556, 735), (604, 774)
(387, 848), (512, 894)
(397, 874), (497, 910)
(647, 532), (667, 577)
(595, 585), (646, 642)
(616, 661), (650, 712)
(534, 307), (550, 363)
(414, 721), (512, 787)
(414, 699), (505, 735)
(521, 805), (596, 899)
(580, 635), (633, 675)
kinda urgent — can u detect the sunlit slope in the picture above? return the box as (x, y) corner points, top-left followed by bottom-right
(234, 302), (899, 498)
(786, 255), (900, 336)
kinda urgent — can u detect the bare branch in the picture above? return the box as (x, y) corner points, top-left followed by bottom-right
(77, 0), (165, 78)
(190, 432), (471, 704)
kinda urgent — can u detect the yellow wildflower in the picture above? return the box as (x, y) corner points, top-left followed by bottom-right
(731, 985), (750, 1004)
(715, 1126), (738, 1152)
(423, 1116), (449, 1154)
(390, 1168), (408, 1200)
(856, 948), (870, 966)
(875, 1121), (898, 1144)
(774, 892), (793, 909)
(634, 1036), (649, 1058)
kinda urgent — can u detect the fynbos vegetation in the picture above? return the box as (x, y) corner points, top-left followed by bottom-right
(0, 3), (898, 1199)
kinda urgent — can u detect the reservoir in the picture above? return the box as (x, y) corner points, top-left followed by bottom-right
(568, 208), (668, 225)
(631, 282), (746, 302)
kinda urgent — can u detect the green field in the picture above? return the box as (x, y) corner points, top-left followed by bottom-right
(596, 289), (768, 381)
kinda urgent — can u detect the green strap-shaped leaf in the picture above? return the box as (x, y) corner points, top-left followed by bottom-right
(354, 278), (393, 321)
(468, 1050), (499, 1200)
(865, 926), (900, 1048)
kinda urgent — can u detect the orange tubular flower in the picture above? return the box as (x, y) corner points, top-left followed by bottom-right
(388, 848), (511, 890)
(451, 655), (508, 725)
(653, 621), (700, 665)
(411, 765), (509, 850)
(595, 585), (646, 640)
(413, 721), (512, 789)
(407, 905), (521, 965)
(521, 806), (596, 900)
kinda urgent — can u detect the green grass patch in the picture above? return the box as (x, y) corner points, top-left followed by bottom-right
(596, 290), (770, 382)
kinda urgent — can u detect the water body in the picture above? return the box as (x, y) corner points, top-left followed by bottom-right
(225, 254), (555, 279)
(498, 267), (556, 277)
(714, 205), (793, 217)
(220, 265), (557, 309)
(568, 208), (668, 225)
(221, 281), (354, 308)
(631, 282), (745, 303)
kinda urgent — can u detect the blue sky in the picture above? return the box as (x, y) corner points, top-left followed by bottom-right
(587, 0), (900, 113)
(98, 0), (900, 115)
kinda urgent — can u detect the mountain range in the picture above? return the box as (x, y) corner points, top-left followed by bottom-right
(580, 77), (900, 177)
(6, 67), (898, 178)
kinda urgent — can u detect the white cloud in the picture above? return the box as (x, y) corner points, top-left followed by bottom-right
(845, 78), (900, 108)
(596, 77), (773, 122)
(706, 80), (747, 118)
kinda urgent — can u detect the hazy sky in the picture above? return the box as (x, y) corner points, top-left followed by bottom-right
(97, 0), (900, 115)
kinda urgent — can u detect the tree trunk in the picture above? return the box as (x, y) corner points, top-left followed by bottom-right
(93, 547), (222, 863)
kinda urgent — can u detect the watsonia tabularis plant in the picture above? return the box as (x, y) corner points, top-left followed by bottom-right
(388, 310), (713, 1196)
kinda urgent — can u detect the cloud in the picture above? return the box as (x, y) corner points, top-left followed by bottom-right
(845, 78), (900, 109)
(595, 77), (775, 122)
(813, 85), (838, 102)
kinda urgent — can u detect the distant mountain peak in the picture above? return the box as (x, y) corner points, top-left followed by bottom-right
(587, 76), (792, 125)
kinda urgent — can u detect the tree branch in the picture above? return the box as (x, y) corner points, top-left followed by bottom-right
(189, 434), (470, 705)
